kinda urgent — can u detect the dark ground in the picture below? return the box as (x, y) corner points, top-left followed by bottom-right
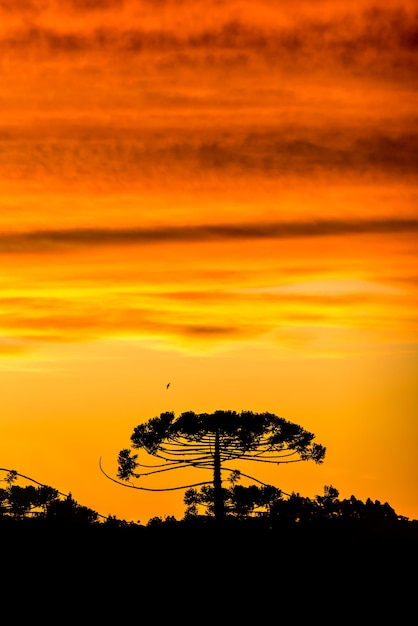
(0, 523), (418, 625)
(2, 516), (417, 621)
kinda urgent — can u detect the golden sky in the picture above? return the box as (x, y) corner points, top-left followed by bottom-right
(0, 0), (417, 523)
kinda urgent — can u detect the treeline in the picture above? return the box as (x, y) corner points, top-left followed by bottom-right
(1, 468), (417, 542)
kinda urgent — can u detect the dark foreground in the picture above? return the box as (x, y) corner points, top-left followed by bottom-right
(2, 516), (417, 620)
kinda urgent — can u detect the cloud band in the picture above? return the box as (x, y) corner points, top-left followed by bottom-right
(1, 217), (417, 252)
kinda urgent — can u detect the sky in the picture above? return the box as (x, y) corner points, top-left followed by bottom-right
(0, 0), (417, 524)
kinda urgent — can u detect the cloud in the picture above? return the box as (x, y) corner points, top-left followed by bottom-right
(144, 286), (404, 310)
(0, 217), (417, 253)
(0, 0), (41, 13)
(0, 0), (124, 14)
(179, 324), (242, 337)
(64, 0), (125, 11)
(0, 294), (258, 347)
(1, 4), (416, 80)
(1, 129), (417, 189)
(0, 261), (413, 357)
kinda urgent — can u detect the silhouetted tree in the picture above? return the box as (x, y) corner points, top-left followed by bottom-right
(101, 410), (326, 522)
(0, 467), (108, 525)
(0, 469), (60, 518)
(45, 493), (99, 525)
(315, 484), (340, 517)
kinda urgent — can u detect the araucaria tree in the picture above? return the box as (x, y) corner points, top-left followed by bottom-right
(105, 410), (326, 521)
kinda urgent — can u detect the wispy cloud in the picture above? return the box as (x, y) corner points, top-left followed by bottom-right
(0, 217), (416, 253)
(1, 128), (416, 190)
(1, 291), (412, 356)
(1, 3), (416, 80)
(0, 0), (416, 362)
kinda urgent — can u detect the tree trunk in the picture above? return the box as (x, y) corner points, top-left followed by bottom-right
(213, 428), (224, 521)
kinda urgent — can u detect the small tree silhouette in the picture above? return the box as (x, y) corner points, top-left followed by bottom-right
(101, 410), (326, 522)
(0, 468), (60, 518)
(0, 468), (108, 524)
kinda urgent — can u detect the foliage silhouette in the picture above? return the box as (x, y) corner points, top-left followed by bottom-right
(1, 468), (61, 518)
(1, 466), (417, 549)
(0, 467), (123, 526)
(101, 409), (326, 521)
(184, 483), (283, 518)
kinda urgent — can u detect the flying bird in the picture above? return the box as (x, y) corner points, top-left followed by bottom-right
(166, 383), (171, 389)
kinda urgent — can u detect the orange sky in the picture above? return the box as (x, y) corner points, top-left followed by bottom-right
(0, 0), (417, 523)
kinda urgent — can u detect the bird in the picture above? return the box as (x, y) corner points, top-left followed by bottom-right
(166, 382), (171, 389)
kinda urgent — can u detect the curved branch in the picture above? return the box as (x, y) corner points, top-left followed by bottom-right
(232, 453), (302, 464)
(0, 466), (68, 497)
(99, 457), (211, 492)
(223, 466), (292, 497)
